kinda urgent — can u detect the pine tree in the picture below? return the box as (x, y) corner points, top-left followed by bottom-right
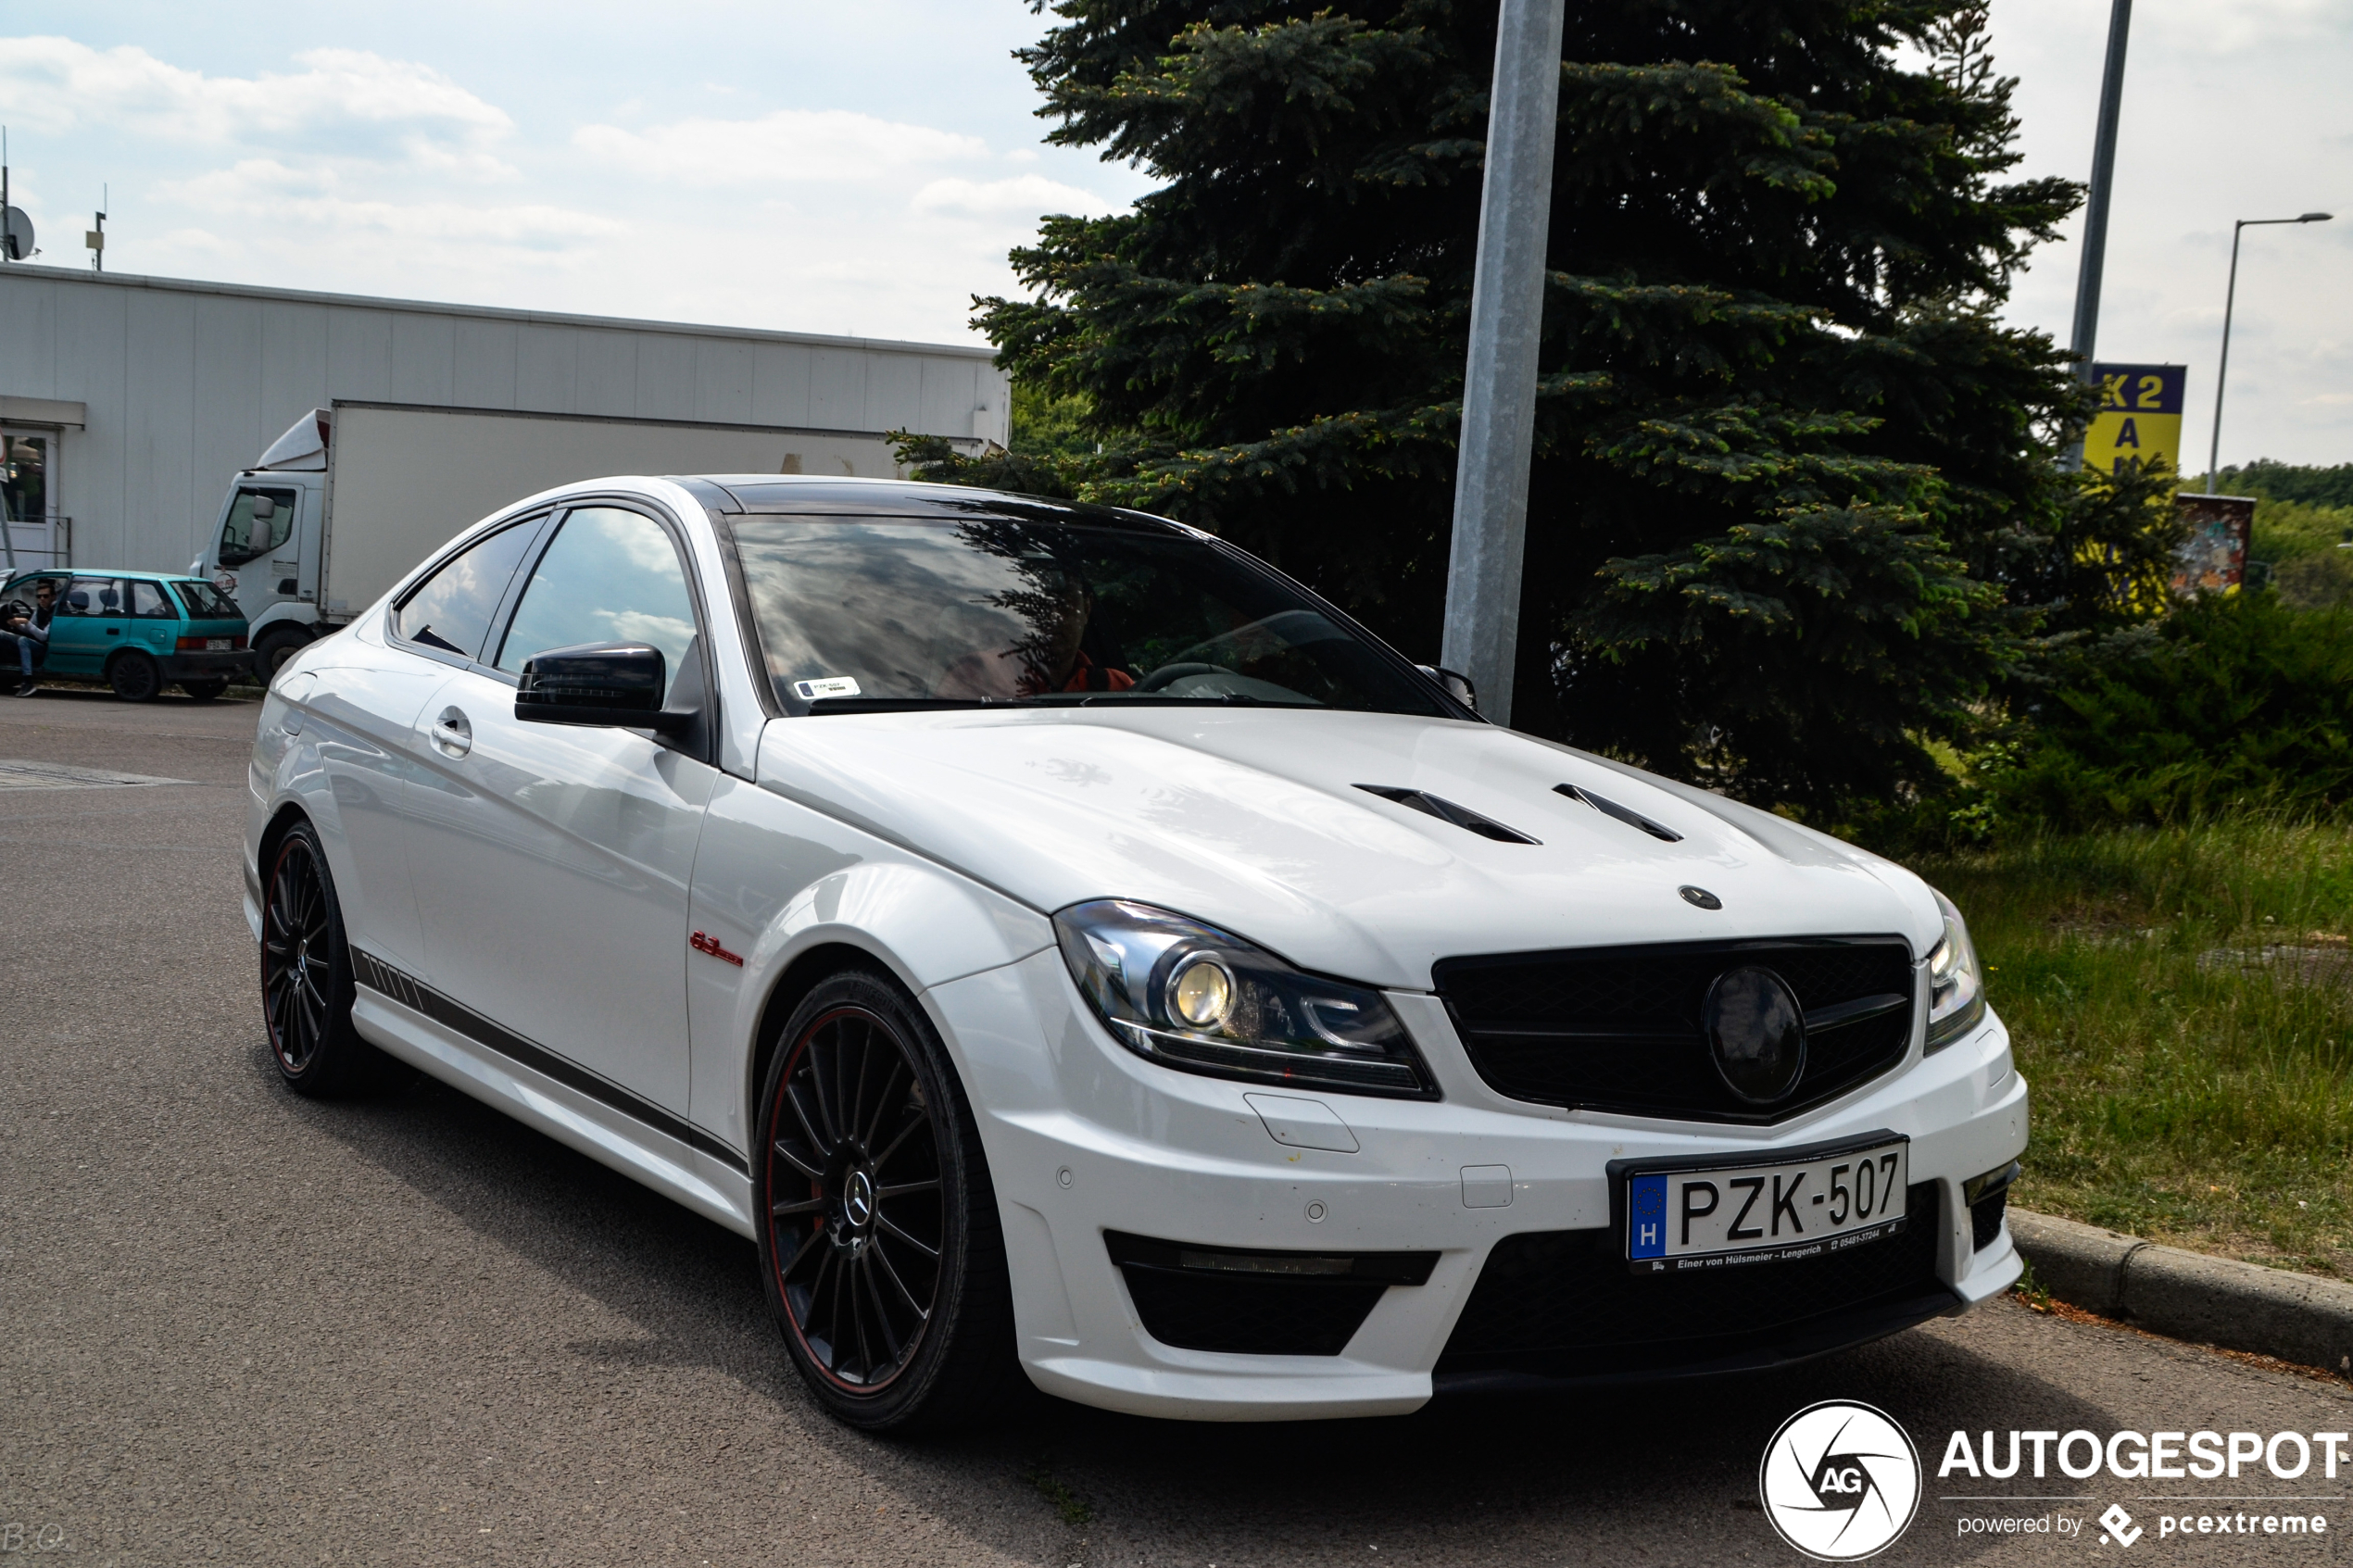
(910, 0), (2139, 809)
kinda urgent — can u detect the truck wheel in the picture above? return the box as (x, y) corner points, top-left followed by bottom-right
(182, 678), (228, 702)
(108, 651), (162, 702)
(252, 626), (311, 683)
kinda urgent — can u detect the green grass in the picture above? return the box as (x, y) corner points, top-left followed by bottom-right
(1920, 818), (2353, 1275)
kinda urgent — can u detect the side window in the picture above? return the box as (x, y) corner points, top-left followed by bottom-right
(496, 508), (698, 702)
(58, 577), (123, 618)
(391, 521), (542, 661)
(128, 580), (178, 619)
(218, 487), (299, 567)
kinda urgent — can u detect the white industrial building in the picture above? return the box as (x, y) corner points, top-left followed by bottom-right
(0, 265), (1009, 573)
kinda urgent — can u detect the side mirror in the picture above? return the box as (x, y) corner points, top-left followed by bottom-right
(515, 642), (693, 734)
(250, 495), (277, 521)
(1416, 664), (1478, 712)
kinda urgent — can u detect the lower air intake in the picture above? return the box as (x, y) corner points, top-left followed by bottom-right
(1105, 1233), (1435, 1357)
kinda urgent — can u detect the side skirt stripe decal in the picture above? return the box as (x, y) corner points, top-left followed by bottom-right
(350, 948), (750, 1177)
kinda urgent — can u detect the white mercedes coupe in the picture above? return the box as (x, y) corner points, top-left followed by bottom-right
(244, 475), (2027, 1432)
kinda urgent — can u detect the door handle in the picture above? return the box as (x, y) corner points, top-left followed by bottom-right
(430, 706), (472, 759)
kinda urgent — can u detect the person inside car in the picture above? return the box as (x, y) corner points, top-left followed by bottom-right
(0, 577), (54, 696)
(933, 577), (1136, 700)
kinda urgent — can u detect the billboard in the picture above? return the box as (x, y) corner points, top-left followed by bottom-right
(2171, 492), (2255, 596)
(2086, 363), (2188, 479)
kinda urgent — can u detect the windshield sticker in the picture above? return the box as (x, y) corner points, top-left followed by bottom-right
(792, 676), (862, 701)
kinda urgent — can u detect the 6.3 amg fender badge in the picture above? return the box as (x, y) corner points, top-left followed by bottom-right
(689, 931), (744, 967)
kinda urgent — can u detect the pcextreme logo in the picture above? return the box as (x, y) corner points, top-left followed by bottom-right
(1759, 1400), (1923, 1561)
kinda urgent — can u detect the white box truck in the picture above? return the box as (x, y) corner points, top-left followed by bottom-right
(195, 400), (931, 679)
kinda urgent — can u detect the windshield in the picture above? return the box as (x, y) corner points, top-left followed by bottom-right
(171, 580), (241, 620)
(730, 517), (1446, 717)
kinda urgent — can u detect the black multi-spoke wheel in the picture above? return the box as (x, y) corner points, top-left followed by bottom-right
(108, 650), (161, 702)
(260, 821), (408, 1097)
(757, 970), (1017, 1432)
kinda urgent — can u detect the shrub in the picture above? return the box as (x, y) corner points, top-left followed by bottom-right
(1996, 594), (2353, 827)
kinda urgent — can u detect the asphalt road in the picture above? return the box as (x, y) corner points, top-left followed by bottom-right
(5, 686), (2350, 1567)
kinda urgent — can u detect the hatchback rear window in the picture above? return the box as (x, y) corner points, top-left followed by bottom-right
(172, 581), (241, 619)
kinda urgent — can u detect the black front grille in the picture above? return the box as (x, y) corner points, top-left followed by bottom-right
(1434, 936), (1915, 1123)
(1437, 1182), (1949, 1381)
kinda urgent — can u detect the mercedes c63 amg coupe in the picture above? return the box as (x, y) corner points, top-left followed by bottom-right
(243, 474), (2026, 1432)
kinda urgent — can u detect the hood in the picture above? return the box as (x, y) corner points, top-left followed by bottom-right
(754, 708), (1943, 990)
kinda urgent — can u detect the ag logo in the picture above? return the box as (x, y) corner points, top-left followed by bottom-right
(1758, 1400), (1921, 1561)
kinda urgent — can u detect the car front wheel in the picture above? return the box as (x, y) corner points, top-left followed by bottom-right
(756, 969), (1018, 1433)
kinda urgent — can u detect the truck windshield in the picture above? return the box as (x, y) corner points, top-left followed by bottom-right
(172, 580), (241, 619)
(219, 487), (298, 567)
(730, 516), (1447, 718)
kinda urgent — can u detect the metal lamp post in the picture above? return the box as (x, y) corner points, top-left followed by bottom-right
(2205, 212), (2334, 494)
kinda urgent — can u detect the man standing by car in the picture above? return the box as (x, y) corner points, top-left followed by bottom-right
(0, 576), (54, 696)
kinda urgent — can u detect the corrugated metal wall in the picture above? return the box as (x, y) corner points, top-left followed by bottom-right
(0, 267), (1009, 571)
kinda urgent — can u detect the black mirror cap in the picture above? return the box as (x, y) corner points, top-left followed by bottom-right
(1415, 664), (1478, 713)
(515, 642), (691, 733)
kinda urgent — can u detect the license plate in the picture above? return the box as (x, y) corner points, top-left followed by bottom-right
(205, 637), (231, 651)
(1624, 1135), (1908, 1274)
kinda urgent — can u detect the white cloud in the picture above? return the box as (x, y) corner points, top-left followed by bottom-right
(573, 109), (988, 186)
(161, 160), (618, 247)
(911, 174), (1122, 220)
(0, 37), (511, 167)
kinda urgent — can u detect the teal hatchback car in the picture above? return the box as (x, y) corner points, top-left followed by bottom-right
(1, 568), (250, 701)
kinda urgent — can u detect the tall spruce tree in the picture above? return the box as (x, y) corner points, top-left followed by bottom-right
(909, 0), (2138, 809)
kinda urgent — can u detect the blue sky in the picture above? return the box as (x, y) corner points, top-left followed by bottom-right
(2, 0), (2347, 465)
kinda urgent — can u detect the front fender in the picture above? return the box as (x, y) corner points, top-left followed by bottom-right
(685, 773), (1055, 1157)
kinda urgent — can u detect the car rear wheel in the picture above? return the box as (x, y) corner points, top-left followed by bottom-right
(182, 678), (228, 702)
(108, 650), (161, 702)
(261, 822), (410, 1098)
(757, 969), (1019, 1433)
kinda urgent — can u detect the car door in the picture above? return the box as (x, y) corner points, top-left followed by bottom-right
(124, 578), (183, 665)
(47, 576), (127, 676)
(318, 511), (551, 972)
(404, 502), (718, 1114)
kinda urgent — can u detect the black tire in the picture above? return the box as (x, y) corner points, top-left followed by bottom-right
(252, 626), (311, 684)
(260, 822), (411, 1098)
(182, 678), (228, 702)
(108, 650), (161, 702)
(756, 968), (1019, 1434)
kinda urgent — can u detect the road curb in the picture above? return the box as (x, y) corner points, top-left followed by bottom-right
(2009, 1208), (2353, 1376)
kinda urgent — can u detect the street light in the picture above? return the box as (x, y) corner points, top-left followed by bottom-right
(2205, 211), (2334, 494)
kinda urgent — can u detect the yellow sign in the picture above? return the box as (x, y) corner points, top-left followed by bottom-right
(2086, 362), (2187, 479)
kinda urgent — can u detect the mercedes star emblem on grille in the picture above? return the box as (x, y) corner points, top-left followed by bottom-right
(1705, 965), (1807, 1103)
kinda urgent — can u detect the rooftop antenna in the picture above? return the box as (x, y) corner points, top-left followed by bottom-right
(0, 128), (31, 264)
(88, 182), (105, 272)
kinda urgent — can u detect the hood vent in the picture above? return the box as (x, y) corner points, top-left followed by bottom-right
(1354, 785), (1540, 845)
(1554, 783), (1682, 843)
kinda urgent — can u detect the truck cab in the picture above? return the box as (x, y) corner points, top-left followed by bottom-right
(193, 412), (329, 680)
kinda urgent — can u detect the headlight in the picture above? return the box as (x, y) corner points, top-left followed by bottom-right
(1052, 899), (1436, 1098)
(1925, 887), (1987, 1053)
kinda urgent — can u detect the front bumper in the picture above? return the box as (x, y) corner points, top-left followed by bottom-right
(926, 948), (2028, 1422)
